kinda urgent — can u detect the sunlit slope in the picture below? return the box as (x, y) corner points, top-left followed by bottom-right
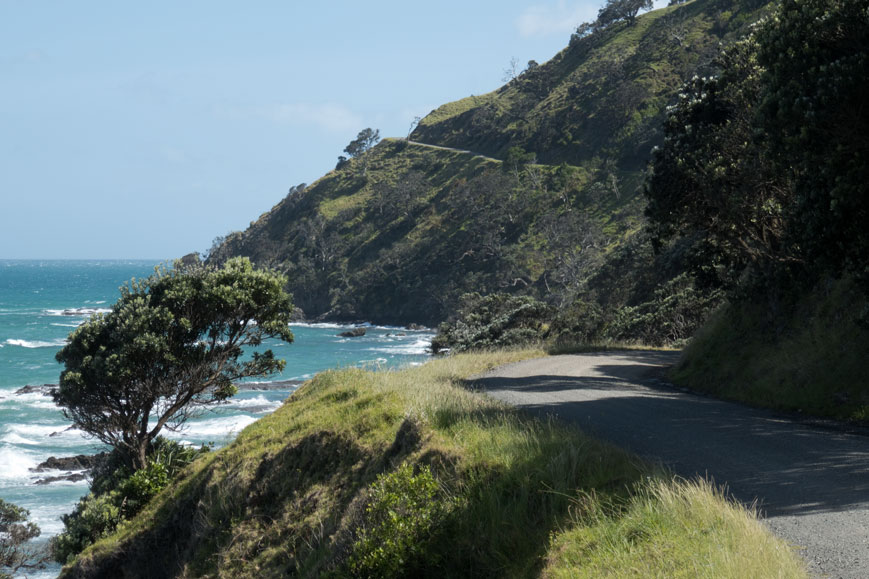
(212, 0), (773, 329)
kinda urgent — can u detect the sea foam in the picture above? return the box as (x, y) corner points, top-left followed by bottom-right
(4, 338), (68, 349)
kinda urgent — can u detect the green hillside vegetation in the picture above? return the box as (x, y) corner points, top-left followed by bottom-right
(644, 0), (869, 422)
(210, 0), (774, 346)
(674, 277), (869, 422)
(59, 352), (806, 578)
(412, 0), (768, 166)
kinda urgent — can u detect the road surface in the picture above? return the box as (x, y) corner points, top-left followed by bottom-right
(473, 351), (869, 578)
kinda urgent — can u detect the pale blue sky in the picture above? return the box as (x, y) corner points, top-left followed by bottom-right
(1, 1), (657, 259)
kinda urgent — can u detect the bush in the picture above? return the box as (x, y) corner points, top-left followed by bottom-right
(431, 293), (551, 353)
(605, 274), (724, 346)
(52, 438), (207, 564)
(349, 464), (452, 577)
(52, 492), (123, 564)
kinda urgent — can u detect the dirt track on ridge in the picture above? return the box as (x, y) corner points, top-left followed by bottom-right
(473, 351), (869, 578)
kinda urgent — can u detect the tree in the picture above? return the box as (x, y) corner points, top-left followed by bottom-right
(1, 499), (43, 578)
(645, 38), (792, 288)
(342, 128), (380, 176)
(757, 0), (869, 275)
(597, 0), (653, 27)
(343, 128), (380, 158)
(54, 257), (294, 470)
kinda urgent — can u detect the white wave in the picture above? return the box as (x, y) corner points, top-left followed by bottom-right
(51, 322), (83, 328)
(171, 415), (258, 440)
(224, 395), (283, 413)
(0, 446), (39, 481)
(43, 307), (111, 317)
(365, 337), (432, 356)
(27, 501), (77, 535)
(238, 379), (301, 390)
(13, 395), (59, 411)
(2, 423), (87, 446)
(289, 322), (347, 329)
(4, 338), (67, 349)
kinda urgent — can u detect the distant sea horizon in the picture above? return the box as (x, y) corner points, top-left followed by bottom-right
(0, 259), (434, 578)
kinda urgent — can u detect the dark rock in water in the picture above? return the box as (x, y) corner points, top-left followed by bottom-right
(406, 323), (426, 331)
(15, 384), (57, 396)
(31, 453), (107, 473)
(339, 328), (366, 338)
(34, 472), (88, 485)
(236, 379), (303, 391)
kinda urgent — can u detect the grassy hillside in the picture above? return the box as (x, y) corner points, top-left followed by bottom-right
(673, 276), (869, 424)
(412, 0), (769, 166)
(210, 0), (773, 339)
(60, 352), (806, 577)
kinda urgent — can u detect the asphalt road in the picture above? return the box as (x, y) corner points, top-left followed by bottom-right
(473, 351), (869, 578)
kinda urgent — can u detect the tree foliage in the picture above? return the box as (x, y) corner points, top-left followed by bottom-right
(646, 0), (869, 294)
(0, 499), (40, 579)
(597, 0), (653, 27)
(431, 292), (551, 353)
(54, 257), (294, 470)
(343, 128), (380, 159)
(757, 0), (869, 274)
(645, 37), (792, 289)
(0, 499), (43, 579)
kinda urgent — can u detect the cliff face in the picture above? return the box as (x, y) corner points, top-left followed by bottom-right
(210, 0), (771, 331)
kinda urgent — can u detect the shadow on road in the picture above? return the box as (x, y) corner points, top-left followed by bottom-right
(472, 358), (869, 519)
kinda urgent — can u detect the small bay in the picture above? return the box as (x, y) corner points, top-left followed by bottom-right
(0, 260), (432, 577)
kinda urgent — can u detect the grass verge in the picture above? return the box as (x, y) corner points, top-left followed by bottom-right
(673, 276), (869, 424)
(61, 349), (806, 578)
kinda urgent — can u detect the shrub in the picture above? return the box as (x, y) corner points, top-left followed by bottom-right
(349, 464), (452, 577)
(52, 438), (207, 564)
(431, 293), (551, 353)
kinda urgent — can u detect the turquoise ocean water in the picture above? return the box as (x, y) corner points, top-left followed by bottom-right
(0, 260), (433, 577)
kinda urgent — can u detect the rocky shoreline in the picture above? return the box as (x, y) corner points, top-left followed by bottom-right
(29, 453), (108, 485)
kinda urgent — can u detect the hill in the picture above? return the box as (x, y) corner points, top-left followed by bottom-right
(209, 0), (773, 340)
(58, 351), (805, 577)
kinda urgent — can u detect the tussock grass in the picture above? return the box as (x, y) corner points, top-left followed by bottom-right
(544, 478), (805, 578)
(62, 349), (805, 577)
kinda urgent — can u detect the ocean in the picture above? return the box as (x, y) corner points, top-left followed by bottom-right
(0, 260), (433, 577)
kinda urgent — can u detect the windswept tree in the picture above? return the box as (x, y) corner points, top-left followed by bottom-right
(54, 257), (294, 470)
(343, 128), (380, 158)
(341, 128), (380, 175)
(597, 0), (653, 27)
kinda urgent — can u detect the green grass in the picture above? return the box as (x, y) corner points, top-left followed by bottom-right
(673, 276), (869, 423)
(543, 478), (805, 578)
(417, 93), (499, 128)
(62, 350), (806, 578)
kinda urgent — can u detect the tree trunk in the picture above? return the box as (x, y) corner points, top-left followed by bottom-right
(133, 439), (149, 471)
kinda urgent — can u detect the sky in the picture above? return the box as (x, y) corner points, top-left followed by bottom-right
(1, 0), (658, 259)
